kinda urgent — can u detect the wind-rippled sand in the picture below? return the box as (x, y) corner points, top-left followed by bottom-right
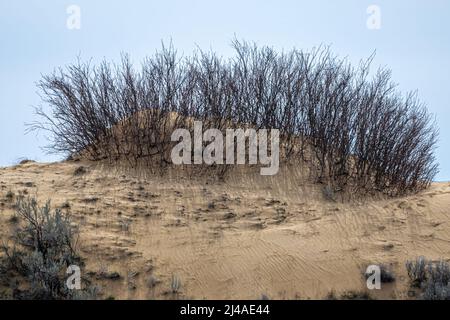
(1, 161), (449, 299)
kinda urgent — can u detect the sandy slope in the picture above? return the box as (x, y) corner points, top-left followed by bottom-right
(1, 161), (449, 299)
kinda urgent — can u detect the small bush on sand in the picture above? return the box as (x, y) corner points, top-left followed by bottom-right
(406, 256), (428, 287)
(322, 185), (336, 202)
(422, 260), (450, 300)
(0, 197), (96, 300)
(339, 290), (372, 300)
(73, 166), (87, 176)
(5, 190), (14, 201)
(421, 279), (450, 300)
(171, 275), (181, 293)
(147, 275), (160, 289)
(406, 257), (450, 300)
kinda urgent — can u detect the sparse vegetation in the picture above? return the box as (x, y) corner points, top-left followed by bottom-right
(325, 290), (338, 300)
(5, 190), (14, 201)
(18, 159), (33, 165)
(380, 265), (396, 283)
(259, 293), (270, 300)
(73, 166), (87, 176)
(0, 197), (96, 300)
(325, 290), (372, 300)
(147, 275), (160, 289)
(119, 219), (131, 232)
(322, 185), (336, 202)
(96, 268), (121, 281)
(33, 40), (438, 196)
(60, 201), (71, 209)
(170, 275), (181, 294)
(8, 214), (19, 224)
(406, 257), (450, 300)
(339, 290), (372, 300)
(406, 256), (428, 287)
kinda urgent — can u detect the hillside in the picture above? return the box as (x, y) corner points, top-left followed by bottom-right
(1, 160), (450, 299)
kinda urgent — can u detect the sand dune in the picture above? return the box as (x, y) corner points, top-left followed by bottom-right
(1, 160), (449, 299)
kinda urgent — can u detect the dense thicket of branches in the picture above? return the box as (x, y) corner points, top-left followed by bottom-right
(32, 40), (438, 195)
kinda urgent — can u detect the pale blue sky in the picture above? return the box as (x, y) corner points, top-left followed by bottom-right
(1, 0), (449, 180)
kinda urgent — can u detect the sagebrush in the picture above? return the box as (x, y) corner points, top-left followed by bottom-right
(0, 197), (96, 300)
(406, 257), (450, 300)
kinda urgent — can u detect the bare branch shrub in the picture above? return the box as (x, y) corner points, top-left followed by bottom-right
(31, 40), (438, 196)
